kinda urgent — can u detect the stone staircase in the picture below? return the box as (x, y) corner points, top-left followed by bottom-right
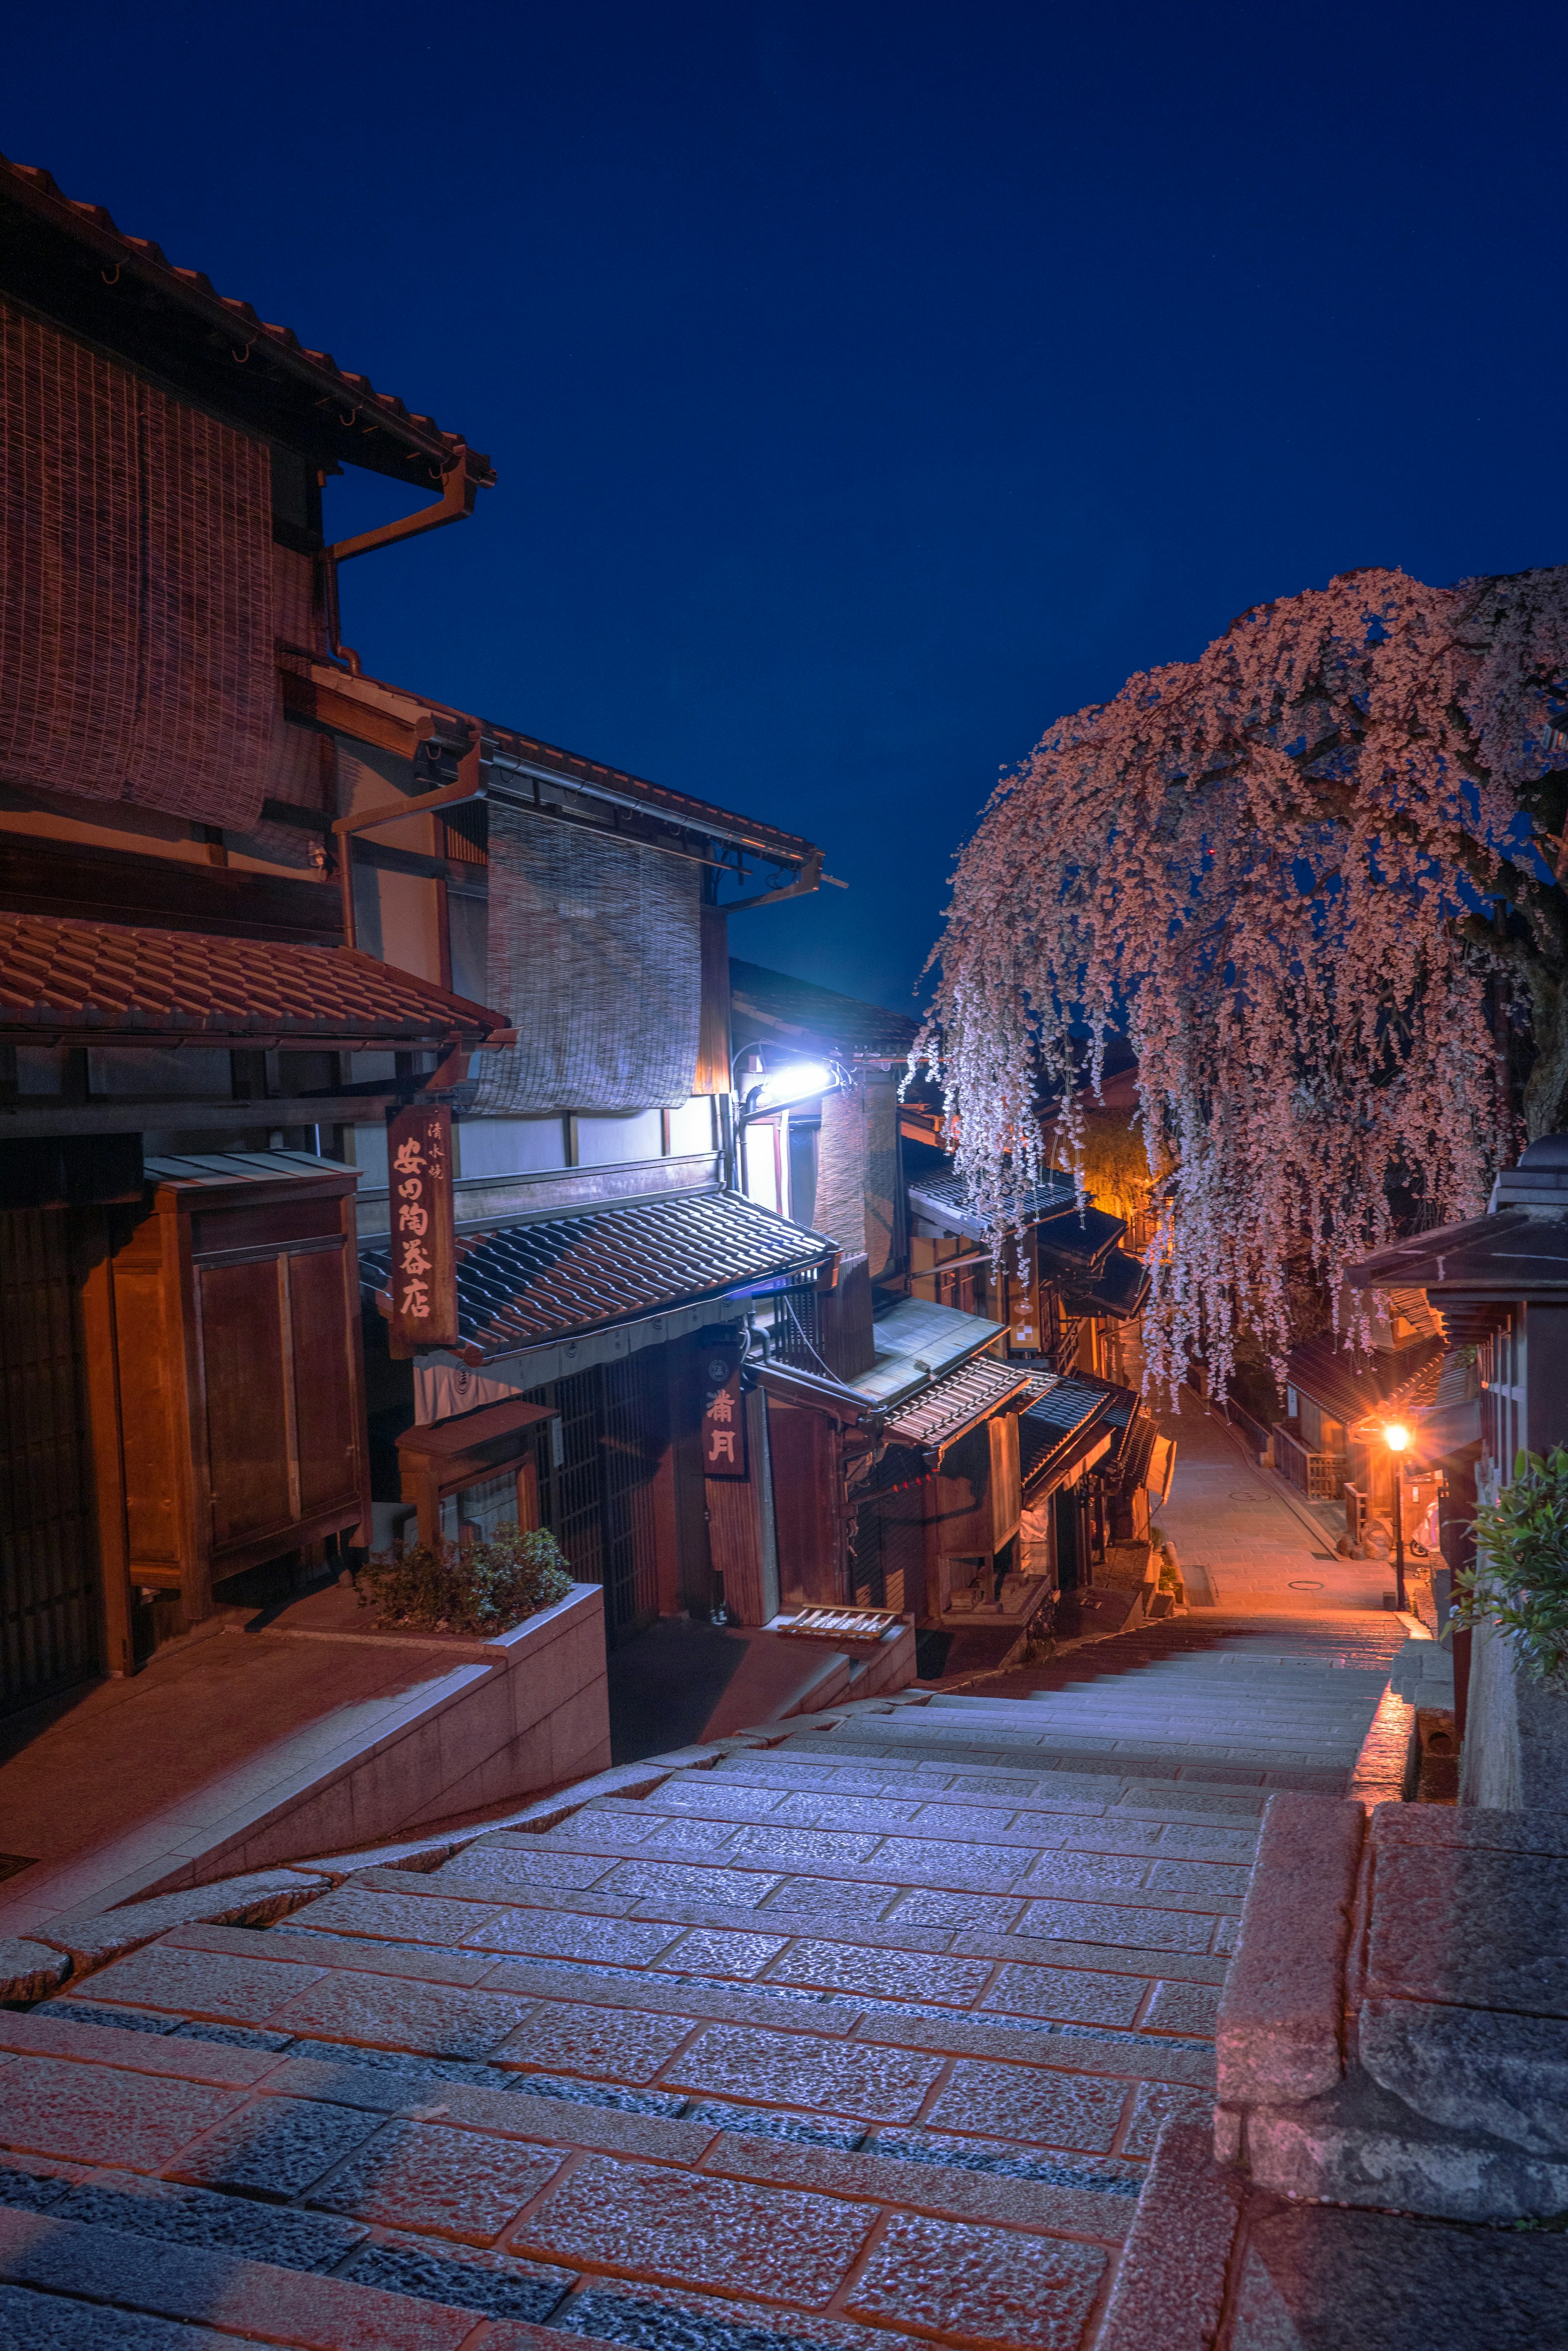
(4, 1609), (1543, 2351)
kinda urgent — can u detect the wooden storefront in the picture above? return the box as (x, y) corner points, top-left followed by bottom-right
(86, 1153), (371, 1669)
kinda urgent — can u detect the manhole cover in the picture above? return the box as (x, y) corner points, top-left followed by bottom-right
(1288, 1580), (1324, 1591)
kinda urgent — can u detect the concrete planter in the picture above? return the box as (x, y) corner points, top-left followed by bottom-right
(249, 1579), (612, 1853)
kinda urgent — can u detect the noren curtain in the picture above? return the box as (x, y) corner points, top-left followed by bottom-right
(469, 796), (702, 1113)
(0, 303), (275, 827)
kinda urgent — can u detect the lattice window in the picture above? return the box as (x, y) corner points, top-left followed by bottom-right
(0, 1209), (100, 1716)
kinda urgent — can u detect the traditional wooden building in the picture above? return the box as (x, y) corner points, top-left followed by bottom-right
(722, 961), (1162, 1664)
(0, 158), (524, 1717)
(1347, 1132), (1568, 1793)
(0, 154), (840, 1717)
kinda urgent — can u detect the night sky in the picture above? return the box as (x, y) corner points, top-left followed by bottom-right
(9, 3), (1566, 1013)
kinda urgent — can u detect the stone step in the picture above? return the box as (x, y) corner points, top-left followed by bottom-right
(766, 1732), (1351, 1792)
(589, 1784), (1262, 1861)
(706, 1750), (1273, 1818)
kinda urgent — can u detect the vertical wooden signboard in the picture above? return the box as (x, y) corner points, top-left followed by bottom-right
(387, 1104), (458, 1351)
(699, 1340), (749, 1480)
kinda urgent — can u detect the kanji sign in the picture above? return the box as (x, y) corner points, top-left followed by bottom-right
(700, 1344), (749, 1481)
(385, 1103), (458, 1351)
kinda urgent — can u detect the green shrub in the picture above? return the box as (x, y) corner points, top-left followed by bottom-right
(1452, 1448), (1568, 1687)
(360, 1522), (573, 1637)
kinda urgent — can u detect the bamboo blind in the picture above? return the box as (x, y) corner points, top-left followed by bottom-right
(469, 796), (702, 1113)
(0, 303), (275, 827)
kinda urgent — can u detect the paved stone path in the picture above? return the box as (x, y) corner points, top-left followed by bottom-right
(1149, 1395), (1389, 1615)
(0, 1594), (1416, 2351)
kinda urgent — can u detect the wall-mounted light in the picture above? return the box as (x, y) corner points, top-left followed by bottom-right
(744, 1061), (839, 1120)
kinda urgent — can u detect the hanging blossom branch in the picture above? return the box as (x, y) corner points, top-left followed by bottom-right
(916, 564), (1568, 1403)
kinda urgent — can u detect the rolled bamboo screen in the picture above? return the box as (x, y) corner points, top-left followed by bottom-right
(0, 301), (275, 827)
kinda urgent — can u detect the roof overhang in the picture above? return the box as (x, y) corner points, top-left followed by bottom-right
(0, 154), (489, 490)
(0, 915), (512, 1054)
(285, 662), (820, 876)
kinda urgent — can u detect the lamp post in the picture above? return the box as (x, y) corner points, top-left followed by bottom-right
(1384, 1423), (1410, 1613)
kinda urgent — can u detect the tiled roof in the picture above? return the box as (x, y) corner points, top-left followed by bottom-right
(729, 960), (920, 1061)
(1285, 1333), (1444, 1427)
(1348, 1208), (1568, 1299)
(1018, 1376), (1115, 1490)
(846, 1297), (1008, 1408)
(362, 1188), (835, 1365)
(908, 1165), (1078, 1241)
(885, 1354), (1031, 1453)
(1035, 1203), (1131, 1271)
(283, 666), (820, 868)
(0, 914), (508, 1048)
(0, 155), (488, 487)
(1055, 1248), (1151, 1322)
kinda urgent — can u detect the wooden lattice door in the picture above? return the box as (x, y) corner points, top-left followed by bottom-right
(0, 1208), (101, 1716)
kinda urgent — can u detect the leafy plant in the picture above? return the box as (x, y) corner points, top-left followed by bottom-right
(360, 1522), (572, 1637)
(1451, 1448), (1568, 1686)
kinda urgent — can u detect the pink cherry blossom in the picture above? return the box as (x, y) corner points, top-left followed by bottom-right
(917, 565), (1568, 1402)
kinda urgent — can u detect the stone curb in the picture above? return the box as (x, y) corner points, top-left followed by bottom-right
(1, 1871), (334, 2004)
(0, 1936), (71, 2004)
(31, 1868), (333, 1974)
(1094, 2118), (1245, 2351)
(1216, 1790), (1363, 2110)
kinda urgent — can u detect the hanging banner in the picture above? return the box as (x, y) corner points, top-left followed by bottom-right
(700, 1339), (750, 1481)
(386, 1103), (458, 1351)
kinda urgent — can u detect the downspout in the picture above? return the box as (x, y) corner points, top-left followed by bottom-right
(319, 442), (483, 678)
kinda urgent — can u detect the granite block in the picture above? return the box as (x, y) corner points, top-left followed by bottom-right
(1365, 1845), (1568, 2017)
(58, 2173), (365, 2272)
(308, 2117), (564, 2240)
(342, 2235), (576, 2323)
(664, 2022), (944, 2123)
(1359, 1995), (1568, 2154)
(1216, 1792), (1362, 2105)
(1094, 2119), (1243, 2351)
(0, 1940), (70, 2004)
(511, 2153), (878, 2306)
(0, 2056), (242, 2170)
(169, 2094), (379, 2197)
(272, 1970), (538, 2057)
(923, 2059), (1130, 2153)
(844, 2207), (1108, 2350)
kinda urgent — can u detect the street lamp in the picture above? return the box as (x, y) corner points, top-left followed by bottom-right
(1383, 1422), (1410, 1613)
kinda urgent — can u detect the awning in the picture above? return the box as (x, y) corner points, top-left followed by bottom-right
(885, 1353), (1032, 1455)
(363, 1186), (835, 1369)
(1018, 1375), (1117, 1494)
(908, 1165), (1078, 1242)
(0, 912), (510, 1052)
(1056, 1247), (1151, 1322)
(843, 1295), (1008, 1410)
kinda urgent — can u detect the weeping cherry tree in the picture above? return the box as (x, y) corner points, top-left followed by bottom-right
(918, 564), (1568, 1401)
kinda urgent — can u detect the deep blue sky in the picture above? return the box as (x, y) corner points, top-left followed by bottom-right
(10, 3), (1567, 1010)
